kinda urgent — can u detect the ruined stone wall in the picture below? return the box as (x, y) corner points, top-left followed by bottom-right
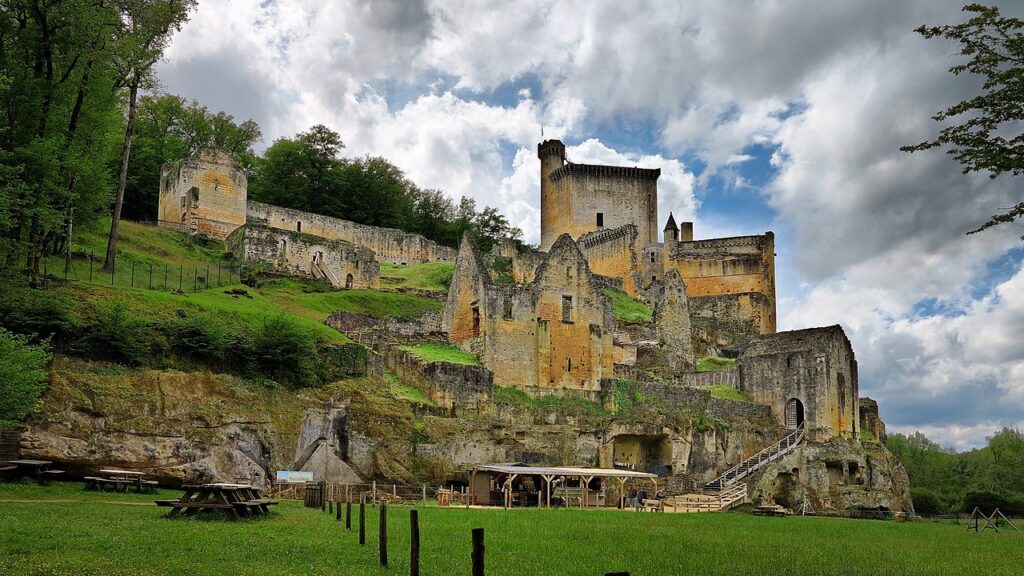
(859, 397), (887, 442)
(158, 150), (247, 240)
(247, 201), (456, 265)
(227, 223), (379, 290)
(650, 268), (694, 369)
(495, 239), (546, 284)
(690, 292), (774, 347)
(709, 397), (772, 420)
(578, 225), (641, 295)
(446, 233), (616, 394)
(737, 326), (860, 442)
(539, 140), (659, 251)
(668, 233), (776, 335)
(377, 345), (492, 411)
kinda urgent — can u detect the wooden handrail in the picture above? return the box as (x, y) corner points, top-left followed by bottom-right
(705, 423), (804, 490)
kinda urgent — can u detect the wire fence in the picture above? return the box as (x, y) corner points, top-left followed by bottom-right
(9, 245), (244, 293)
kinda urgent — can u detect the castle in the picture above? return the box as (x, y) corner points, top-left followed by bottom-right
(156, 145), (911, 513)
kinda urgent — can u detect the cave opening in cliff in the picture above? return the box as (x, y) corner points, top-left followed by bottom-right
(612, 434), (672, 475)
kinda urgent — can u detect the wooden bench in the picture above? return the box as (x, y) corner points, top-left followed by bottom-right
(753, 504), (789, 517)
(38, 469), (64, 484)
(642, 498), (664, 512)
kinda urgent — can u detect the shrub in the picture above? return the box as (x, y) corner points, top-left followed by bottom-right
(961, 490), (1024, 516)
(0, 282), (78, 347)
(910, 488), (944, 515)
(248, 313), (321, 388)
(73, 299), (159, 366)
(168, 312), (233, 366)
(0, 327), (51, 428)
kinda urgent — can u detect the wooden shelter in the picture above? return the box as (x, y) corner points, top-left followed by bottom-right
(468, 463), (659, 509)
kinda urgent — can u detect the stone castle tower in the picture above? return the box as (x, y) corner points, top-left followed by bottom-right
(538, 139), (660, 251)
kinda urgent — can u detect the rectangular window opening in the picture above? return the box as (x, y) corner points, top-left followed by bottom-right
(472, 306), (481, 337)
(596, 212), (604, 227)
(503, 297), (513, 320)
(561, 295), (573, 323)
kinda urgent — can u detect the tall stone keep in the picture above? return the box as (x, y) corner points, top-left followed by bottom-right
(158, 149), (247, 240)
(539, 139), (660, 251)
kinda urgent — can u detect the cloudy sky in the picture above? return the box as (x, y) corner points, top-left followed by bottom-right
(158, 0), (1023, 450)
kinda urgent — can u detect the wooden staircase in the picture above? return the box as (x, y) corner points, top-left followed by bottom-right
(704, 423), (804, 492)
(662, 424), (804, 513)
(312, 260), (341, 289)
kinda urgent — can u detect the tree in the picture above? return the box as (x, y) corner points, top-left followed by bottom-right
(901, 4), (1024, 237)
(103, 0), (196, 273)
(0, 327), (51, 428)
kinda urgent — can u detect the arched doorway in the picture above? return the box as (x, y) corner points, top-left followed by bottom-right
(785, 398), (805, 429)
(344, 274), (353, 290)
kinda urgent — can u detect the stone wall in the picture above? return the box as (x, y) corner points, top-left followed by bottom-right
(445, 233), (616, 395)
(227, 223), (379, 289)
(378, 345), (493, 411)
(737, 325), (860, 442)
(539, 140), (659, 251)
(709, 397), (772, 420)
(158, 149), (247, 240)
(667, 232), (776, 335)
(859, 397), (887, 442)
(675, 370), (739, 388)
(247, 201), (456, 265)
(578, 225), (641, 294)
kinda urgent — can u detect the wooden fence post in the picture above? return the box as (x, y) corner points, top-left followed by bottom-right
(359, 496), (366, 545)
(422, 484), (427, 507)
(379, 502), (388, 567)
(346, 501), (352, 530)
(471, 528), (484, 576)
(321, 481), (326, 512)
(410, 509), (420, 576)
(372, 481), (377, 505)
(329, 500), (333, 515)
(336, 499), (341, 521)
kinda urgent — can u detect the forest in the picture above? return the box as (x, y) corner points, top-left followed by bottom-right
(0, 1), (519, 285)
(887, 429), (1024, 515)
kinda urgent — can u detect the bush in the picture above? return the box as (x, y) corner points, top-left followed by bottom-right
(910, 488), (944, 515)
(0, 327), (52, 428)
(167, 312), (233, 366)
(248, 313), (321, 388)
(0, 282), (78, 347)
(73, 299), (160, 366)
(961, 490), (1024, 516)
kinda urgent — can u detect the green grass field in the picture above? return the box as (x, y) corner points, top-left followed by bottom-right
(379, 262), (454, 292)
(707, 384), (753, 402)
(1, 482), (1021, 575)
(697, 356), (737, 372)
(399, 343), (479, 365)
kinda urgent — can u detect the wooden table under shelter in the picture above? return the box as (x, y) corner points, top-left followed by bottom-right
(467, 463), (659, 510)
(1, 460), (64, 484)
(156, 483), (278, 520)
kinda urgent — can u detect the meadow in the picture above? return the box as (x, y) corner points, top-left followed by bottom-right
(1, 482), (1021, 576)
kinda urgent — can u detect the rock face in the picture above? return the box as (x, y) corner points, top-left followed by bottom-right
(751, 439), (914, 514)
(19, 361), (314, 489)
(291, 399), (369, 484)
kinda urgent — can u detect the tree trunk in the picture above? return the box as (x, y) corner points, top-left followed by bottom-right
(103, 72), (140, 273)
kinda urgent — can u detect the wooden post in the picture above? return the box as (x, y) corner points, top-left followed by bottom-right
(346, 501), (352, 530)
(329, 500), (333, 515)
(422, 483), (427, 507)
(393, 483), (397, 499)
(359, 496), (366, 545)
(321, 481), (326, 512)
(471, 528), (484, 576)
(336, 499), (341, 521)
(379, 502), (388, 567)
(410, 509), (420, 576)
(372, 481), (377, 505)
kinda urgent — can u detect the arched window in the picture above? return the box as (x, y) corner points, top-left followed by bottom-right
(344, 273), (353, 290)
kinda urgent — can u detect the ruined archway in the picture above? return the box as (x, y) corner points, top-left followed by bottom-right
(345, 273), (353, 290)
(785, 398), (805, 429)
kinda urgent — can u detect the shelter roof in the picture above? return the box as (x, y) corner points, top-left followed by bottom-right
(469, 463), (657, 479)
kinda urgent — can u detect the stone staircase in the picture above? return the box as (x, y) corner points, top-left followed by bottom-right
(663, 423), (804, 513)
(312, 260), (341, 289)
(704, 422), (805, 492)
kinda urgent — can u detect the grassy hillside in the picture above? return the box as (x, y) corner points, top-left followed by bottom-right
(399, 343), (479, 365)
(603, 288), (653, 323)
(697, 356), (737, 372)
(379, 262), (454, 292)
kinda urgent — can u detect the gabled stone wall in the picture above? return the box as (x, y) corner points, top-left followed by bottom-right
(737, 325), (859, 443)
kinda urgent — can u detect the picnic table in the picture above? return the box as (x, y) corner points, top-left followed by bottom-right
(84, 469), (157, 493)
(2, 460), (64, 484)
(156, 483), (278, 520)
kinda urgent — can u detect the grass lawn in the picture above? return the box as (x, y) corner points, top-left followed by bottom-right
(697, 356), (737, 372)
(603, 288), (653, 323)
(379, 262), (454, 292)
(398, 343), (479, 365)
(2, 482), (1021, 575)
(707, 384), (754, 402)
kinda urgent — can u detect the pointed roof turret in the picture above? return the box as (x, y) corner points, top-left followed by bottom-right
(664, 212), (679, 232)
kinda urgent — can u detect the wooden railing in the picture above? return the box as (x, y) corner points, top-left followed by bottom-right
(704, 423), (804, 491)
(313, 260), (341, 288)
